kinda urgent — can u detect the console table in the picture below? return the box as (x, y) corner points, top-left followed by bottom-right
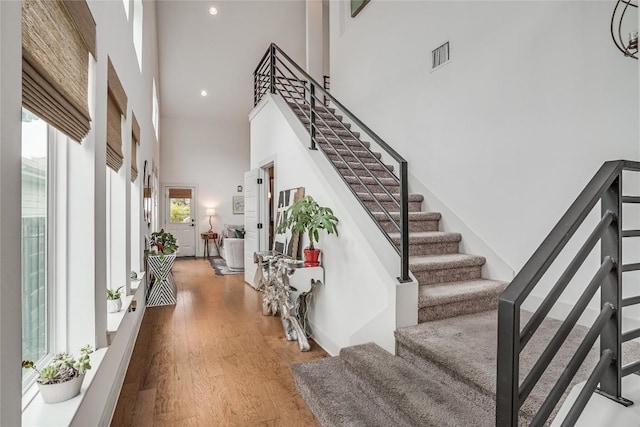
(254, 252), (324, 351)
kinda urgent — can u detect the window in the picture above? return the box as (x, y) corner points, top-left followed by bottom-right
(133, 0), (143, 71)
(168, 188), (193, 223)
(152, 79), (159, 140)
(21, 109), (52, 388)
(170, 199), (192, 223)
(122, 0), (130, 19)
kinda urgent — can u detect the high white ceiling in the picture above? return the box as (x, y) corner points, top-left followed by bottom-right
(156, 0), (306, 121)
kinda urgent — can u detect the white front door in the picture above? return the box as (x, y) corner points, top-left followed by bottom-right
(164, 185), (196, 257)
(244, 169), (261, 286)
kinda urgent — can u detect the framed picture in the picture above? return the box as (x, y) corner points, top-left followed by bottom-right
(232, 196), (245, 215)
(351, 0), (370, 17)
(273, 187), (305, 258)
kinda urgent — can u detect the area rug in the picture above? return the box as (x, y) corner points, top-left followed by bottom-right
(209, 256), (243, 276)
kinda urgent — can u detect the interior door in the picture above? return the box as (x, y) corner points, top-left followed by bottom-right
(164, 186), (196, 257)
(244, 169), (261, 286)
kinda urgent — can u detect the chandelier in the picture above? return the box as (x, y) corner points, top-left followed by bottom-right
(611, 0), (638, 59)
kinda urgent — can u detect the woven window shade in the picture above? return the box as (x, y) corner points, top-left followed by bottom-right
(106, 58), (127, 172)
(168, 188), (193, 199)
(22, 0), (95, 143)
(131, 113), (140, 182)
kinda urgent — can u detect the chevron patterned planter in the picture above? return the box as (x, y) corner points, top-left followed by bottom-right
(146, 253), (177, 307)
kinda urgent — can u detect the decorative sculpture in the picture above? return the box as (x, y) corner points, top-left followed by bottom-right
(254, 252), (322, 352)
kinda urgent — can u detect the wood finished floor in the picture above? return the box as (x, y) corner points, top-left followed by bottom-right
(111, 258), (327, 426)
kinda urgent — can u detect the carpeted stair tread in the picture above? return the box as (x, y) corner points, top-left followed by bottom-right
(341, 170), (396, 181)
(334, 160), (394, 172)
(356, 192), (423, 202)
(394, 310), (640, 423)
(300, 117), (350, 128)
(372, 211), (441, 221)
(389, 231), (461, 244)
(418, 279), (508, 307)
(292, 357), (403, 427)
(325, 148), (382, 159)
(339, 343), (494, 427)
(408, 253), (486, 271)
(288, 102), (341, 118)
(344, 176), (397, 186)
(313, 128), (360, 139)
(316, 134), (364, 144)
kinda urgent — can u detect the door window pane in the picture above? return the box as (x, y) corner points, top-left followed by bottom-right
(170, 198), (191, 223)
(21, 109), (49, 373)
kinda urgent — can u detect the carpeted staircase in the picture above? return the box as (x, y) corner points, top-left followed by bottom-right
(257, 58), (639, 427)
(287, 99), (509, 323)
(278, 94), (521, 425)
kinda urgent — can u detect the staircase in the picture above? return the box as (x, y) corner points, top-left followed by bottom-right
(253, 44), (640, 426)
(289, 100), (508, 323)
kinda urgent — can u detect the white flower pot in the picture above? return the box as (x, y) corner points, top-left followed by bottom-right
(38, 374), (85, 404)
(107, 297), (122, 313)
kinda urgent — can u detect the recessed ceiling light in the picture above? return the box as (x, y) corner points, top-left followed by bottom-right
(209, 7), (218, 15)
(201, 90), (208, 97)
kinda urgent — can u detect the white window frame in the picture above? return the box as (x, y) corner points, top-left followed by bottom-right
(22, 123), (68, 402)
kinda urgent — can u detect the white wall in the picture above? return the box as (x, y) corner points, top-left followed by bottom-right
(160, 116), (250, 255)
(250, 95), (418, 354)
(330, 1), (639, 324)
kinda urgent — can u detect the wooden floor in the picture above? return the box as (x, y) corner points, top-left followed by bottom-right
(111, 258), (327, 426)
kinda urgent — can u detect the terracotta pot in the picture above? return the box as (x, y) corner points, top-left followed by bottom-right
(303, 248), (321, 267)
(38, 374), (85, 404)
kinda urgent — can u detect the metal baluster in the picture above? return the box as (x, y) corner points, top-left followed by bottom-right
(596, 175), (632, 405)
(269, 44), (276, 94)
(309, 85), (317, 150)
(399, 161), (409, 282)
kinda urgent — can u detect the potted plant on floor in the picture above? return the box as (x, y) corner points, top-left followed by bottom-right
(22, 345), (93, 404)
(107, 286), (124, 313)
(277, 195), (339, 267)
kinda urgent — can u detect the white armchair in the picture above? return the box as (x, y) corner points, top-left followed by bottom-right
(223, 238), (244, 271)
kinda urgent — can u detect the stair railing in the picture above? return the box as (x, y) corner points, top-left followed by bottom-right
(497, 160), (640, 426)
(253, 43), (411, 283)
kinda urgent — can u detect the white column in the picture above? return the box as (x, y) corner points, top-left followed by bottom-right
(0, 1), (24, 424)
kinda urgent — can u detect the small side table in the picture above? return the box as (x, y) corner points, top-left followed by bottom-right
(201, 232), (219, 257)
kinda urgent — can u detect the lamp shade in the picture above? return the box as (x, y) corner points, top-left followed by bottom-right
(206, 208), (216, 216)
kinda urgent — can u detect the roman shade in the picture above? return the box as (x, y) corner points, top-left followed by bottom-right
(168, 188), (193, 199)
(106, 58), (128, 172)
(131, 113), (140, 182)
(22, 0), (96, 143)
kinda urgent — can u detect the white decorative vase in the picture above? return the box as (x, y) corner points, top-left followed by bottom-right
(107, 297), (122, 313)
(38, 374), (85, 404)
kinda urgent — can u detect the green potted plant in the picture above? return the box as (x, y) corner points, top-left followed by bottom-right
(107, 286), (124, 313)
(145, 229), (179, 256)
(145, 229), (179, 307)
(22, 345), (93, 404)
(277, 195), (339, 266)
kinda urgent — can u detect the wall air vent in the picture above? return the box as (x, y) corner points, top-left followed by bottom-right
(432, 41), (450, 71)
